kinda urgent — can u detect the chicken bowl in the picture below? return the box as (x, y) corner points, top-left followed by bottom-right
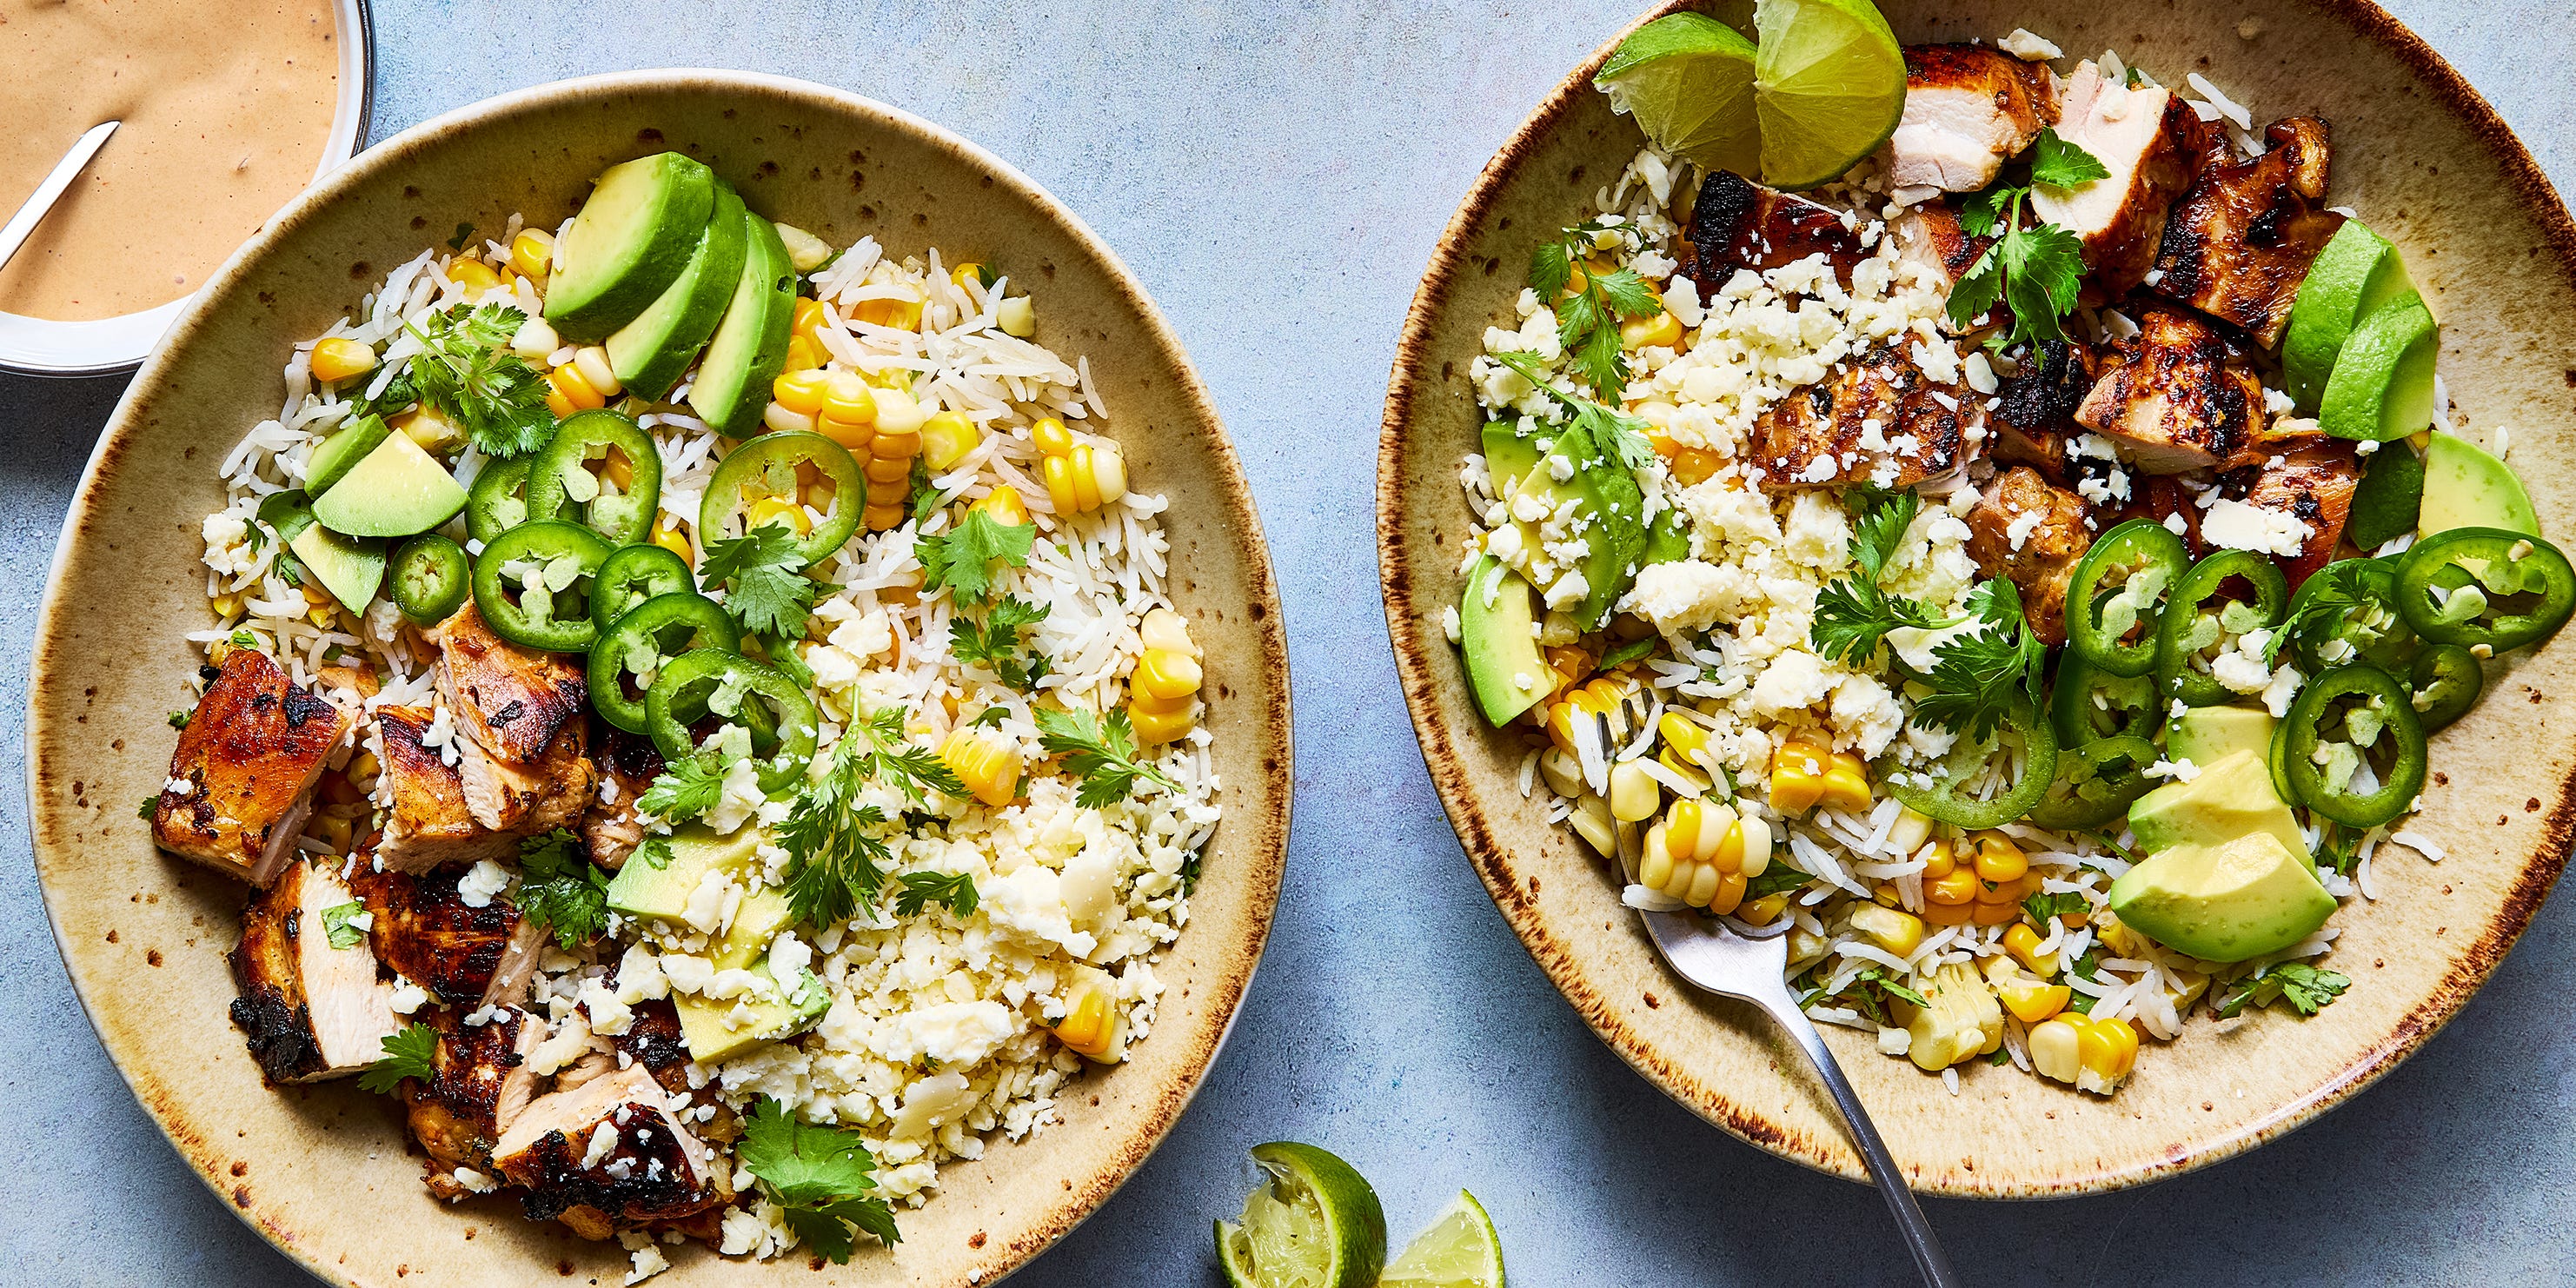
(1380, 0), (2576, 1194)
(28, 71), (1289, 1285)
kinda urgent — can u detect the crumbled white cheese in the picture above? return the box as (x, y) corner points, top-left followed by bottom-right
(456, 860), (509, 908)
(581, 1120), (619, 1169)
(1999, 28), (2063, 59)
(2200, 498), (2312, 558)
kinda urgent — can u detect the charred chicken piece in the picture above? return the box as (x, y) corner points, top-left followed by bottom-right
(1883, 43), (2058, 194)
(1890, 200), (1994, 293)
(154, 649), (351, 886)
(350, 864), (541, 1008)
(1750, 344), (1977, 491)
(2234, 435), (2361, 586)
(2151, 116), (2343, 348)
(403, 1004), (542, 1198)
(227, 859), (402, 1084)
(581, 721), (666, 871)
(374, 704), (519, 873)
(455, 723), (594, 838)
(1963, 467), (2095, 647)
(1990, 339), (2102, 481)
(2030, 62), (2221, 296)
(2075, 303), (2271, 474)
(428, 602), (598, 833)
(491, 1066), (725, 1239)
(1681, 170), (1866, 295)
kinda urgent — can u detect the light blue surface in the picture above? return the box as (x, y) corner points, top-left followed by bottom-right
(6, 3), (2576, 1285)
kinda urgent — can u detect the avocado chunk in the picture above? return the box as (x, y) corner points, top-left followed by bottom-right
(2107, 831), (2337, 963)
(2318, 290), (2439, 442)
(1481, 420), (1542, 494)
(2418, 430), (2539, 539)
(2282, 220), (2413, 413)
(686, 210), (797, 437)
(305, 414), (391, 496)
(673, 959), (829, 1064)
(2128, 749), (2308, 859)
(544, 153), (720, 340)
(2164, 707), (2276, 774)
(606, 183), (750, 402)
(1458, 555), (1553, 727)
(288, 522), (386, 614)
(310, 430), (468, 538)
(1504, 427), (1645, 628)
(712, 884), (795, 973)
(2347, 439), (2425, 550)
(1642, 508), (1691, 567)
(603, 823), (760, 920)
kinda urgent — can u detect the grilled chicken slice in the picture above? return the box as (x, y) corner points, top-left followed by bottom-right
(350, 865), (537, 1008)
(1680, 170), (1865, 295)
(2029, 62), (2221, 297)
(2075, 303), (2271, 474)
(455, 721), (595, 835)
(154, 649), (351, 886)
(1963, 468), (2095, 647)
(404, 1005), (542, 1198)
(1749, 344), (1978, 491)
(226, 859), (402, 1084)
(1884, 44), (2057, 194)
(581, 722), (665, 871)
(1990, 339), (2101, 480)
(2151, 116), (2343, 347)
(1891, 200), (1993, 292)
(429, 603), (588, 766)
(2235, 435), (2361, 585)
(375, 704), (519, 873)
(492, 1066), (723, 1238)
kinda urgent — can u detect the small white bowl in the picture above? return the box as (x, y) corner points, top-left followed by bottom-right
(0, 0), (375, 377)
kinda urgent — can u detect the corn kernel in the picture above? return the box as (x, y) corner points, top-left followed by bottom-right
(1926, 867), (1978, 906)
(920, 411), (981, 472)
(792, 296), (831, 341)
(309, 337), (378, 384)
(765, 404), (818, 435)
(2030, 1012), (2138, 1093)
(2002, 923), (2060, 977)
(390, 405), (461, 456)
(1132, 647), (1203, 702)
(1032, 415), (1076, 457)
(210, 590), (246, 618)
(1052, 967), (1122, 1062)
(1886, 807), (1934, 859)
(310, 812), (355, 855)
(1849, 904), (1924, 957)
(1997, 977), (2071, 1024)
(1619, 309), (1683, 351)
(1607, 760), (1659, 822)
(950, 262), (989, 289)
(1736, 893), (1789, 926)
(1970, 900), (2022, 926)
(745, 495), (811, 534)
(996, 295), (1035, 337)
(1139, 607), (1197, 657)
(970, 485), (1031, 528)
(447, 256), (503, 295)
(938, 729), (1023, 807)
(647, 515), (694, 566)
(509, 229), (555, 280)
(853, 286), (926, 331)
(572, 346), (621, 398)
(1972, 834), (2029, 883)
(1769, 740), (1831, 813)
(781, 335), (825, 374)
(772, 368), (830, 418)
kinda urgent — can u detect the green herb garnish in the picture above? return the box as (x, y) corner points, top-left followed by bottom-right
(1947, 129), (2106, 349)
(358, 1022), (440, 1093)
(1035, 707), (1178, 808)
(918, 509), (1036, 605)
(399, 303), (555, 458)
(738, 1097), (900, 1260)
(515, 828), (612, 948)
(1526, 217), (1663, 397)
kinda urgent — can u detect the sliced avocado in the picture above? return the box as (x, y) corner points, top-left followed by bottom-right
(1459, 554), (1553, 727)
(2318, 291), (2439, 442)
(2282, 220), (2413, 413)
(713, 885), (795, 973)
(1481, 420), (1542, 494)
(686, 210), (797, 437)
(2347, 439), (2426, 550)
(603, 823), (760, 920)
(544, 153), (719, 340)
(310, 430), (469, 538)
(2128, 749), (2308, 859)
(1507, 423), (1645, 628)
(673, 959), (830, 1064)
(305, 414), (391, 496)
(2418, 431), (2539, 538)
(1642, 508), (1691, 566)
(288, 522), (386, 614)
(2107, 831), (2337, 963)
(2164, 706), (2276, 773)
(607, 183), (750, 402)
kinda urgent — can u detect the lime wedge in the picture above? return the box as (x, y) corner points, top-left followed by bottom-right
(1751, 0), (1908, 189)
(1379, 1190), (1506, 1288)
(1215, 1142), (1387, 1288)
(1596, 14), (1761, 176)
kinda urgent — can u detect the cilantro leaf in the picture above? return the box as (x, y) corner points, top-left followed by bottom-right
(401, 303), (555, 458)
(1946, 242), (2005, 331)
(632, 835), (674, 870)
(1846, 488), (1920, 581)
(137, 795), (158, 820)
(1490, 350), (1656, 471)
(1960, 185), (2014, 239)
(1521, 217), (1660, 397)
(968, 707), (1008, 729)
(918, 510), (1035, 605)
(1527, 238), (1572, 300)
(2028, 128), (2110, 189)
(1591, 266), (1662, 318)
(778, 736), (893, 927)
(515, 827), (612, 949)
(2022, 891), (2088, 926)
(948, 595), (1052, 689)
(1911, 579), (2048, 741)
(359, 1022), (439, 1093)
(166, 708), (192, 730)
(321, 900), (369, 950)
(446, 222), (476, 252)
(700, 526), (821, 638)
(2272, 963), (2351, 1015)
(639, 754), (727, 823)
(854, 705), (966, 802)
(739, 1097), (900, 1259)
(1807, 965), (1928, 1026)
(893, 870), (979, 919)
(1035, 707), (1178, 808)
(1809, 488), (1943, 666)
(1746, 860), (1814, 900)
(2000, 222), (2086, 344)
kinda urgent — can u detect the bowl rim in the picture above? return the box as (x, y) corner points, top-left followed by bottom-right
(1376, 0), (2576, 1198)
(0, 0), (380, 378)
(27, 67), (1293, 1283)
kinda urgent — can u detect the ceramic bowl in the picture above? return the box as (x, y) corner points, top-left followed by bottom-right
(1379, 0), (2576, 1196)
(27, 70), (1290, 1284)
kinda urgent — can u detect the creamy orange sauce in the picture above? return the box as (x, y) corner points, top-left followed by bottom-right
(0, 0), (340, 320)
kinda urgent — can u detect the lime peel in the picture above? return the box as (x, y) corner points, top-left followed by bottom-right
(1379, 1189), (1506, 1288)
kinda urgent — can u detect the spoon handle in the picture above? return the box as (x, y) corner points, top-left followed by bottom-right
(1765, 995), (1961, 1288)
(0, 121), (120, 275)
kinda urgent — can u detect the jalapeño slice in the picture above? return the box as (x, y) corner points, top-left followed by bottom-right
(2407, 642), (2482, 733)
(527, 408), (664, 545)
(2154, 548), (2289, 708)
(389, 534), (471, 624)
(2024, 734), (2157, 831)
(643, 647), (820, 775)
(466, 455), (537, 544)
(2049, 649), (2158, 749)
(2066, 518), (2189, 678)
(591, 542), (695, 631)
(2274, 662), (2427, 828)
(697, 429), (863, 569)
(471, 519), (614, 652)
(1886, 700), (2057, 829)
(2393, 527), (2576, 654)
(588, 592), (739, 734)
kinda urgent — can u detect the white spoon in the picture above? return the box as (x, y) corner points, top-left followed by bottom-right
(0, 121), (120, 274)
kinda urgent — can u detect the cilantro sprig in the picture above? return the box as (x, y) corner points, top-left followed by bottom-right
(515, 828), (612, 949)
(777, 735), (896, 928)
(1909, 579), (2049, 743)
(2215, 961), (2352, 1019)
(919, 509), (1036, 605)
(893, 870), (979, 919)
(395, 303), (557, 458)
(1526, 217), (1663, 397)
(359, 1022), (440, 1094)
(1800, 964), (1928, 1027)
(2021, 890), (2088, 926)
(639, 754), (727, 823)
(950, 596), (1052, 690)
(1036, 707), (1178, 808)
(1946, 129), (2107, 349)
(1489, 350), (1656, 472)
(700, 526), (826, 639)
(739, 1097), (900, 1261)
(1809, 488), (1946, 666)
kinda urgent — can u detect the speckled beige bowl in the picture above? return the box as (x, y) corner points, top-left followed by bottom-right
(1380, 2), (2576, 1196)
(27, 71), (1289, 1285)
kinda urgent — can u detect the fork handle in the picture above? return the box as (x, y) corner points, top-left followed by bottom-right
(1763, 993), (1960, 1288)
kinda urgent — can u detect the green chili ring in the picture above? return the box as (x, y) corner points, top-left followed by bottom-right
(590, 543), (696, 631)
(697, 429), (863, 569)
(2066, 518), (2190, 678)
(2407, 643), (2483, 733)
(471, 520), (614, 653)
(2048, 650), (2158, 749)
(643, 647), (820, 774)
(1885, 702), (2058, 829)
(2285, 557), (2416, 674)
(588, 592), (740, 734)
(466, 455), (537, 544)
(2277, 663), (2428, 829)
(389, 534), (471, 625)
(2154, 548), (2290, 708)
(2393, 527), (2576, 654)
(527, 408), (665, 545)
(2024, 734), (2158, 831)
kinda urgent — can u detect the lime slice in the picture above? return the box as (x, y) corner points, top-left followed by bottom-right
(1379, 1190), (1506, 1288)
(1214, 1142), (1387, 1288)
(1751, 0), (1908, 189)
(1596, 14), (1761, 176)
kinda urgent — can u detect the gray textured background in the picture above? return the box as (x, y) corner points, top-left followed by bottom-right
(6, 2), (2575, 1285)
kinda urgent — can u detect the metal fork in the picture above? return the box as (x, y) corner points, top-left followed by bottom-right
(1639, 909), (1959, 1288)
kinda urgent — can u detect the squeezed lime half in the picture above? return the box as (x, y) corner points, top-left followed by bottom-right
(1214, 1141), (1388, 1288)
